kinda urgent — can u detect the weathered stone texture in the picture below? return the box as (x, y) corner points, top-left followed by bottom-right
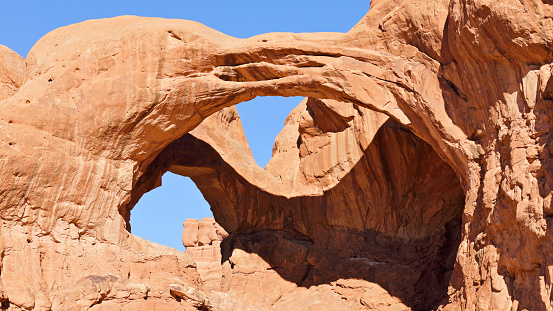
(1, 0), (553, 310)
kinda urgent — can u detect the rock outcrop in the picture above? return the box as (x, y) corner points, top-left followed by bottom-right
(182, 218), (228, 291)
(1, 0), (553, 310)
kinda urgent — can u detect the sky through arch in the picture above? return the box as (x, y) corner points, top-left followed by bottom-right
(0, 0), (372, 250)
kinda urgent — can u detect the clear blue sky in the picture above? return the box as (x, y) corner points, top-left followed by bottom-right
(1, 1), (371, 251)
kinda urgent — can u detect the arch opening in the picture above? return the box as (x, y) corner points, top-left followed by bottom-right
(235, 96), (303, 168)
(130, 172), (213, 251)
(121, 97), (465, 310)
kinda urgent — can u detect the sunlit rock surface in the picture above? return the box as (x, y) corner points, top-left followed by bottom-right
(1, 0), (553, 309)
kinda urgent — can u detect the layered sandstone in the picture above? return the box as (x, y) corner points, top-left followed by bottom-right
(182, 218), (228, 291)
(0, 0), (553, 310)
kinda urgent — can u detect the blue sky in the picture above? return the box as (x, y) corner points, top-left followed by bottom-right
(1, 1), (371, 251)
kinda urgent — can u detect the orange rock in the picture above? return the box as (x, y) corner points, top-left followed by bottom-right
(1, 0), (553, 310)
(0, 45), (25, 101)
(182, 219), (199, 247)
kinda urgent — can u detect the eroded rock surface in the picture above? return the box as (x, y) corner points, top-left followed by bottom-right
(182, 218), (228, 291)
(1, 0), (553, 310)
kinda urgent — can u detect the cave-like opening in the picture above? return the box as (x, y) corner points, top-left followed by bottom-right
(128, 96), (304, 251)
(122, 95), (466, 310)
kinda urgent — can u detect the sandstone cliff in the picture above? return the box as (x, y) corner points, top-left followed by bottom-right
(1, 0), (553, 310)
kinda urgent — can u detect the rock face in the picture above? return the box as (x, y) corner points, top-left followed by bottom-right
(1, 0), (553, 310)
(182, 218), (228, 291)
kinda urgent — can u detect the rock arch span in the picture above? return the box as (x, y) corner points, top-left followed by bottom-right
(0, 0), (553, 309)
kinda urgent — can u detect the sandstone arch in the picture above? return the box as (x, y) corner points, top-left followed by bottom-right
(124, 95), (464, 309)
(1, 0), (553, 309)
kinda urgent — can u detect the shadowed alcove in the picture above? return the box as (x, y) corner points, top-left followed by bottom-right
(127, 96), (302, 251)
(121, 95), (465, 310)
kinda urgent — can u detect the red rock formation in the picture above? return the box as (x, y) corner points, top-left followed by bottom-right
(182, 218), (228, 291)
(1, 0), (553, 310)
